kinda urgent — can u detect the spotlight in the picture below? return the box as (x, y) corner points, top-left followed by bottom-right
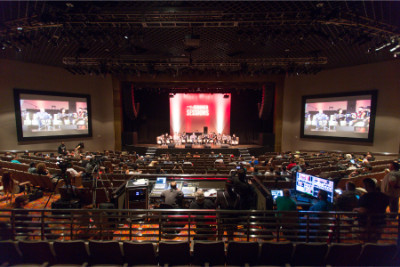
(375, 42), (391, 52)
(390, 44), (400, 53)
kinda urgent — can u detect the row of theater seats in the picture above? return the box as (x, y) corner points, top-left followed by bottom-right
(0, 240), (398, 266)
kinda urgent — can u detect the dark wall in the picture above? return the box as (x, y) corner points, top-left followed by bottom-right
(122, 83), (170, 144)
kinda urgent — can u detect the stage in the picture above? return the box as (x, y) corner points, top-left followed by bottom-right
(125, 144), (273, 157)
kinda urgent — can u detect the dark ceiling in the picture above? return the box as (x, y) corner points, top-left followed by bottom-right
(0, 1), (399, 76)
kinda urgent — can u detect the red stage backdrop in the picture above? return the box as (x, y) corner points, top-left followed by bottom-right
(170, 93), (231, 134)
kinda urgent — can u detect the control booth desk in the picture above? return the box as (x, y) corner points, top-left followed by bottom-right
(123, 174), (228, 209)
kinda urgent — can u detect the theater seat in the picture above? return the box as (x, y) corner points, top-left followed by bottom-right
(226, 241), (259, 266)
(358, 243), (397, 266)
(258, 241), (293, 266)
(0, 241), (22, 266)
(88, 240), (124, 265)
(18, 241), (56, 266)
(158, 241), (191, 266)
(325, 243), (362, 266)
(291, 242), (328, 266)
(123, 241), (158, 266)
(53, 240), (89, 265)
(192, 241), (225, 266)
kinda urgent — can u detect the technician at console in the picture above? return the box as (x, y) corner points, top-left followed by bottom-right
(161, 181), (184, 208)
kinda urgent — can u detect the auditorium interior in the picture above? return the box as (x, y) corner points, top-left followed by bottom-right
(0, 1), (400, 266)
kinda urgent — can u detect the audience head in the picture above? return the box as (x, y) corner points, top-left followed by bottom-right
(1, 172), (12, 191)
(14, 195), (28, 208)
(194, 189), (205, 204)
(29, 162), (36, 168)
(346, 181), (356, 192)
(170, 181), (177, 189)
(363, 177), (377, 192)
(318, 190), (328, 201)
(389, 161), (399, 171)
(283, 189), (291, 197)
(36, 163), (47, 173)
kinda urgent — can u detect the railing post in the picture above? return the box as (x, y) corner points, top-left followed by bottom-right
(306, 214), (310, 243)
(335, 213), (341, 243)
(70, 211), (73, 240)
(41, 210), (45, 240)
(397, 213), (400, 247)
(276, 211), (280, 242)
(11, 210), (15, 241)
(188, 211), (191, 242)
(247, 211), (250, 242)
(158, 210), (162, 241)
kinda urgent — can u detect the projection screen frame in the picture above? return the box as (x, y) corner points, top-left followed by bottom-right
(14, 88), (93, 142)
(300, 90), (378, 143)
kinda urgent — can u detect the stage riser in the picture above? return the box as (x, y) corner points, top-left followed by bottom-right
(125, 146), (274, 157)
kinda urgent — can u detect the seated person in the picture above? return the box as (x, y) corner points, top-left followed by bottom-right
(1, 172), (31, 203)
(276, 189), (297, 212)
(190, 190), (215, 209)
(336, 182), (359, 211)
(309, 190), (333, 212)
(27, 162), (37, 174)
(160, 181), (184, 208)
(11, 154), (21, 164)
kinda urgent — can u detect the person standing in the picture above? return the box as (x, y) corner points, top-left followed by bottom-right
(381, 161), (400, 214)
(58, 142), (67, 155)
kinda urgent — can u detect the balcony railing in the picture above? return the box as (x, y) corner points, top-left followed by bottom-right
(0, 209), (399, 244)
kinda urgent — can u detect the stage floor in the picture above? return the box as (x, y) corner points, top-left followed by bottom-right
(132, 144), (263, 149)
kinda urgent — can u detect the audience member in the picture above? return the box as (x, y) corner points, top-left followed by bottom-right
(11, 154), (21, 164)
(161, 181), (184, 208)
(309, 190), (333, 212)
(1, 172), (30, 203)
(380, 161), (400, 214)
(276, 189), (297, 212)
(354, 178), (389, 242)
(190, 190), (215, 209)
(336, 182), (359, 211)
(58, 142), (67, 155)
(27, 162), (37, 174)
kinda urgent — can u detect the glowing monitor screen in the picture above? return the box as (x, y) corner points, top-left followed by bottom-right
(296, 173), (335, 203)
(14, 89), (92, 141)
(301, 91), (377, 142)
(169, 93), (231, 134)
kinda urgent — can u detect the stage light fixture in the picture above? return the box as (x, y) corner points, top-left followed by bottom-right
(390, 44), (400, 52)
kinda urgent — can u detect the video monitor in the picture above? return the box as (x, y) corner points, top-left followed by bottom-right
(14, 89), (92, 141)
(300, 90), (377, 142)
(271, 190), (283, 201)
(296, 173), (334, 203)
(154, 177), (167, 189)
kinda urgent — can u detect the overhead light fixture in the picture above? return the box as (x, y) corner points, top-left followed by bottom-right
(124, 35), (129, 39)
(17, 27), (23, 31)
(390, 44), (400, 52)
(375, 42), (391, 52)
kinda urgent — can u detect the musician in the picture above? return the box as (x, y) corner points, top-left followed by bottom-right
(190, 132), (197, 144)
(58, 108), (73, 125)
(351, 107), (368, 126)
(35, 108), (51, 130)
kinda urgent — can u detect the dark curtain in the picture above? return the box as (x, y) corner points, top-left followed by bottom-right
(121, 83), (170, 145)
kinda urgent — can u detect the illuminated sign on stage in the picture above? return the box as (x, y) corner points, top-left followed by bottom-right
(186, 105), (209, 116)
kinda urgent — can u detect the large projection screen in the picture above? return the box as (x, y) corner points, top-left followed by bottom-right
(14, 89), (92, 141)
(169, 93), (231, 134)
(300, 90), (377, 142)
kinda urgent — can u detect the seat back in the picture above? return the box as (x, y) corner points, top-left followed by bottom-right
(123, 241), (157, 265)
(19, 241), (56, 265)
(291, 243), (328, 266)
(158, 241), (191, 266)
(0, 241), (22, 265)
(358, 243), (397, 266)
(226, 241), (259, 266)
(193, 241), (225, 266)
(88, 240), (123, 265)
(53, 240), (89, 265)
(259, 241), (294, 266)
(325, 243), (362, 266)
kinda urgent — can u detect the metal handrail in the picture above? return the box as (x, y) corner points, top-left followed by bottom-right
(0, 209), (398, 244)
